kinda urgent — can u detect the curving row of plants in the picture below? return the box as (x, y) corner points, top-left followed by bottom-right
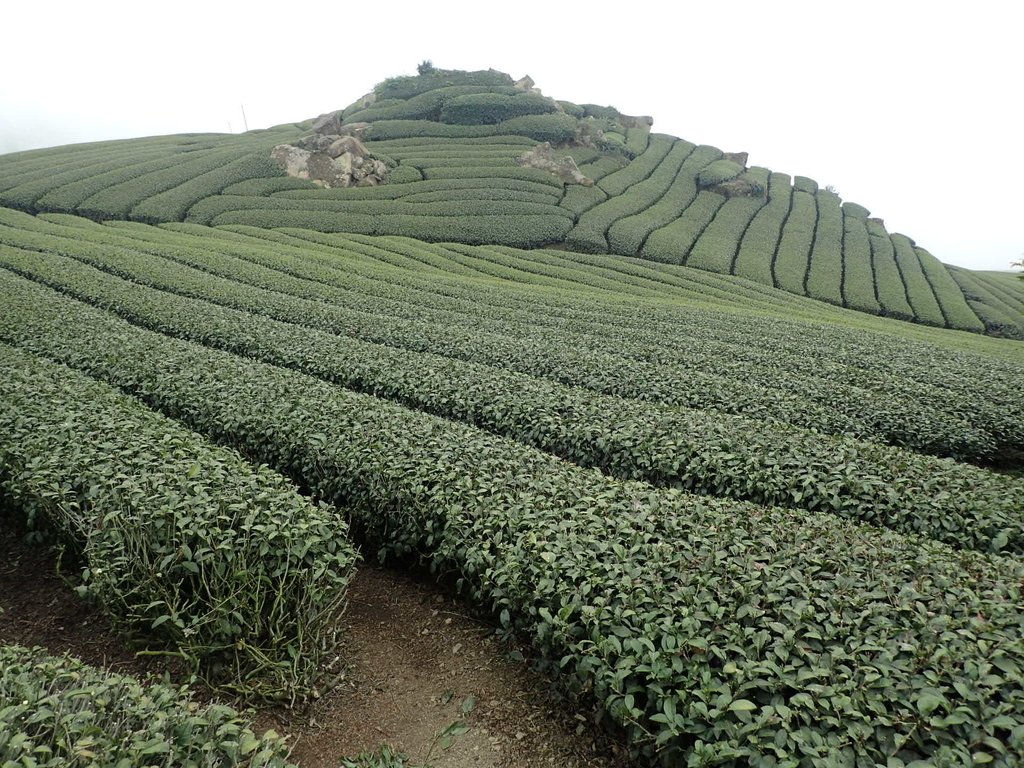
(2, 274), (1023, 764)
(1, 253), (1021, 556)
(0, 644), (295, 767)
(0, 339), (357, 698)
(4, 208), (1019, 463)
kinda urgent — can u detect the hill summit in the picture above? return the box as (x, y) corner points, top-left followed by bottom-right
(0, 66), (1022, 337)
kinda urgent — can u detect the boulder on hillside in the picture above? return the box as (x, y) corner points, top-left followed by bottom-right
(516, 143), (593, 186)
(327, 135), (369, 160)
(311, 112), (344, 135)
(514, 75), (538, 92)
(723, 151), (749, 166)
(619, 114), (654, 129)
(272, 131), (388, 189)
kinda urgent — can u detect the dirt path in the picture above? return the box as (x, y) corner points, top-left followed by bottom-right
(0, 525), (633, 768)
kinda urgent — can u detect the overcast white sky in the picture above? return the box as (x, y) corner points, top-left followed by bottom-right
(1, 1), (1020, 271)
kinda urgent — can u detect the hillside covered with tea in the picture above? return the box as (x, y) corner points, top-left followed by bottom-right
(1, 66), (1023, 767)
(1, 67), (1022, 337)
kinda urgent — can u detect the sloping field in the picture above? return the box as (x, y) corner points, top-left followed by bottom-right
(1, 198), (1023, 764)
(1, 68), (1019, 337)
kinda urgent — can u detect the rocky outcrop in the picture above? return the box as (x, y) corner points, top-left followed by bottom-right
(723, 151), (749, 166)
(514, 75), (538, 92)
(272, 116), (386, 188)
(516, 143), (593, 186)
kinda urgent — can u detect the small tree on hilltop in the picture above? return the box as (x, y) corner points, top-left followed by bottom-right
(417, 60), (436, 76)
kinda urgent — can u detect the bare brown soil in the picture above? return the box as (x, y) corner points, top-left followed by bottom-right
(0, 524), (634, 768)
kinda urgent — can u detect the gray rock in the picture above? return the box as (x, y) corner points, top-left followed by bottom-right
(271, 144), (313, 179)
(328, 135), (370, 159)
(311, 112), (344, 135)
(516, 142), (593, 186)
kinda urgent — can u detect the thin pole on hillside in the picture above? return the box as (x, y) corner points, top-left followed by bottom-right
(240, 105), (249, 132)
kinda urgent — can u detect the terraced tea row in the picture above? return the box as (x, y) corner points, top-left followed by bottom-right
(3, 209), (1020, 468)
(2, 272), (1023, 764)
(0, 66), (1017, 336)
(0, 645), (294, 767)
(0, 341), (356, 697)
(4, 248), (1022, 555)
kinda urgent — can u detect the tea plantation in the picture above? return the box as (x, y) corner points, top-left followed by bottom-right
(1, 67), (1023, 767)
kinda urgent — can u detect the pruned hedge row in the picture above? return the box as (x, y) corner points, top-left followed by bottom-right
(804, 189), (845, 305)
(915, 245), (986, 332)
(2, 273), (1024, 765)
(867, 218), (916, 320)
(642, 191), (726, 266)
(222, 176), (316, 196)
(891, 233), (947, 327)
(211, 209), (572, 246)
(439, 91), (559, 124)
(0, 644), (295, 767)
(0, 224), (1010, 468)
(344, 84), (519, 123)
(419, 165), (566, 186)
(949, 266), (1024, 338)
(129, 150), (285, 224)
(274, 176), (561, 202)
(596, 134), (675, 197)
(5, 207), (1019, 465)
(696, 158), (744, 189)
(0, 340), (356, 697)
(792, 175), (818, 193)
(373, 68), (514, 100)
(772, 189), (816, 294)
(840, 212), (882, 313)
(0, 148), (181, 210)
(6, 153), (189, 212)
(7, 240), (1023, 554)
(363, 113), (578, 143)
(76, 146), (260, 221)
(686, 167), (771, 274)
(733, 172), (792, 285)
(606, 144), (722, 256)
(567, 140), (695, 254)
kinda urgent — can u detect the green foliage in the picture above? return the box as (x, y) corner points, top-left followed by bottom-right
(364, 113), (578, 144)
(773, 189), (816, 294)
(606, 144), (720, 256)
(0, 644), (295, 767)
(2, 266), (1023, 765)
(581, 103), (621, 120)
(733, 172), (792, 285)
(624, 125), (651, 158)
(696, 158), (744, 189)
(129, 151), (284, 224)
(804, 189), (845, 305)
(345, 85), (519, 124)
(389, 164), (425, 183)
(891, 232), (947, 327)
(417, 60), (435, 75)
(0, 341), (356, 698)
(842, 201), (871, 219)
(221, 176), (316, 196)
(915, 244), (987, 332)
(642, 191), (726, 266)
(597, 133), (675, 197)
(439, 92), (558, 125)
(840, 211), (882, 313)
(557, 100), (585, 118)
(793, 175), (818, 193)
(867, 218), (916, 320)
(687, 168), (771, 274)
(374, 69), (514, 100)
(568, 139), (695, 254)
